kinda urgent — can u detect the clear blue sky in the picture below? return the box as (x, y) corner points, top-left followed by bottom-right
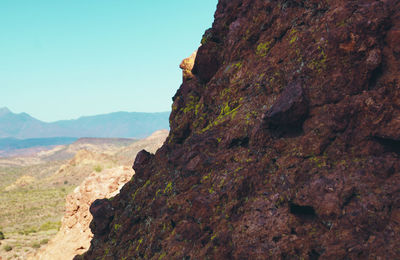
(0, 0), (217, 122)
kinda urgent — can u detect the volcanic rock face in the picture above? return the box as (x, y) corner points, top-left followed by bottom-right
(78, 0), (400, 259)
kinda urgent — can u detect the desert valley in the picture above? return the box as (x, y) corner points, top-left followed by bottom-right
(2, 0), (400, 259)
(0, 109), (169, 259)
(0, 130), (168, 259)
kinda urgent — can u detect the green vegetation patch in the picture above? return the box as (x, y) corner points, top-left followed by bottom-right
(32, 242), (41, 248)
(40, 238), (49, 245)
(94, 165), (103, 172)
(0, 186), (74, 234)
(39, 221), (61, 232)
(3, 244), (12, 251)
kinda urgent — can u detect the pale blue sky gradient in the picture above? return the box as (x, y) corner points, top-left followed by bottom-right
(0, 0), (217, 122)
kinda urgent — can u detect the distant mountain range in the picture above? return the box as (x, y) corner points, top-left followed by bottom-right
(0, 107), (170, 139)
(0, 137), (78, 151)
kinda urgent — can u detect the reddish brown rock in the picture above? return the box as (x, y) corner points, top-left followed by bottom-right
(133, 150), (153, 172)
(89, 199), (114, 235)
(77, 0), (400, 259)
(263, 80), (308, 136)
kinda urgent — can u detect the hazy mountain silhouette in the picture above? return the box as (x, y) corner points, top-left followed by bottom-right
(0, 107), (170, 139)
(0, 137), (78, 151)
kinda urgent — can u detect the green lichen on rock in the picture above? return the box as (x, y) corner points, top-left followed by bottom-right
(307, 45), (328, 73)
(200, 101), (242, 132)
(256, 40), (273, 57)
(289, 28), (298, 44)
(164, 181), (173, 194)
(182, 95), (200, 114)
(114, 224), (121, 231)
(158, 252), (167, 259)
(233, 61), (243, 70)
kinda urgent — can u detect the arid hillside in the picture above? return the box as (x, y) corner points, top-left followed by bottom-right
(31, 130), (168, 260)
(0, 130), (168, 260)
(77, 0), (400, 259)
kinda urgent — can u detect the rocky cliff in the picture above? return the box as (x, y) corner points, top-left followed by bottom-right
(77, 0), (400, 259)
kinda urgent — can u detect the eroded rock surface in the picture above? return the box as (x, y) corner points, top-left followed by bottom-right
(78, 0), (400, 259)
(180, 51), (197, 81)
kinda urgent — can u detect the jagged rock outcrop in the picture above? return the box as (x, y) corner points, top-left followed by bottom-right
(78, 0), (400, 259)
(180, 51), (197, 81)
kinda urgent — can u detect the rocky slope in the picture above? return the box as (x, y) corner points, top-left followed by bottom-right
(78, 0), (400, 259)
(32, 130), (168, 260)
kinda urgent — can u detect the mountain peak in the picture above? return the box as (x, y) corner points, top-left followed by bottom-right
(0, 107), (11, 116)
